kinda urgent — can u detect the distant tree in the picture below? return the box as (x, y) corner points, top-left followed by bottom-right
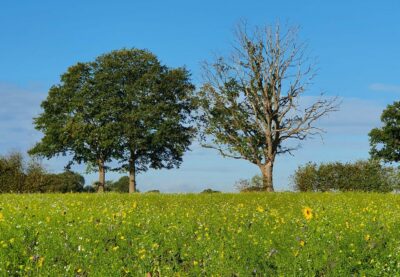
(29, 61), (123, 192)
(201, 188), (221, 193)
(369, 101), (400, 163)
(235, 175), (263, 192)
(94, 49), (196, 193)
(107, 176), (129, 193)
(24, 158), (48, 192)
(146, 190), (160, 193)
(198, 22), (338, 191)
(52, 171), (85, 192)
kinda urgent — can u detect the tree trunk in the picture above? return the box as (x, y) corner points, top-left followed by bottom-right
(129, 155), (136, 193)
(98, 160), (105, 193)
(261, 162), (274, 192)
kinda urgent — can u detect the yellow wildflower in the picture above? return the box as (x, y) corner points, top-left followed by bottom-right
(302, 207), (313, 221)
(0, 212), (4, 222)
(38, 257), (44, 268)
(256, 206), (265, 213)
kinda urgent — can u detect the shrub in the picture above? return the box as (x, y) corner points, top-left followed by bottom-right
(293, 160), (398, 192)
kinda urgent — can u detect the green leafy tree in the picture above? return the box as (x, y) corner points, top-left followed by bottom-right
(94, 49), (196, 193)
(29, 61), (123, 192)
(30, 49), (196, 193)
(199, 23), (338, 191)
(369, 101), (400, 162)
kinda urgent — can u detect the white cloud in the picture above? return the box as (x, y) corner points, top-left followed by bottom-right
(369, 83), (400, 93)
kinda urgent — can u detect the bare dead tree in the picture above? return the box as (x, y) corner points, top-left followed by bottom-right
(198, 22), (339, 191)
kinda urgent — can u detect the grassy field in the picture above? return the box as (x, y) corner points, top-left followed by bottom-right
(0, 193), (400, 276)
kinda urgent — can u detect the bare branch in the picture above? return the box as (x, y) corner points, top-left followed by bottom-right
(198, 21), (340, 190)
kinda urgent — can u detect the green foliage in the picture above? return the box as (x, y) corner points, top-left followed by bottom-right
(43, 171), (85, 193)
(369, 101), (400, 163)
(0, 152), (25, 193)
(293, 160), (398, 192)
(30, 48), (197, 192)
(95, 49), (197, 173)
(1, 193), (400, 275)
(107, 176), (130, 193)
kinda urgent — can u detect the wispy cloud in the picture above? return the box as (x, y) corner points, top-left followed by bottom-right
(369, 83), (400, 93)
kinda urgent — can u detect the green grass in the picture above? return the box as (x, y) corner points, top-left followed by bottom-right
(1, 192), (400, 276)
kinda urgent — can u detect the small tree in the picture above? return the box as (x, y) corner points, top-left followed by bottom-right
(369, 101), (400, 163)
(199, 22), (338, 191)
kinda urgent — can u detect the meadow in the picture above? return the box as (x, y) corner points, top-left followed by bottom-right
(0, 193), (399, 276)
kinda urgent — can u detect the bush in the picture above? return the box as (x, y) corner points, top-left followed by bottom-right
(201, 188), (221, 193)
(293, 160), (398, 192)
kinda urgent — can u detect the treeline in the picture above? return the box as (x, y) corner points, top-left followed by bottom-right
(293, 160), (400, 192)
(0, 152), (142, 193)
(0, 152), (85, 193)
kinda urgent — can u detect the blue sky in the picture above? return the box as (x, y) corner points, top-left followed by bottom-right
(1, 0), (400, 192)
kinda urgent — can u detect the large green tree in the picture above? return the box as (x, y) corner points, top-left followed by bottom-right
(198, 23), (338, 191)
(94, 49), (196, 193)
(29, 62), (121, 192)
(369, 101), (400, 162)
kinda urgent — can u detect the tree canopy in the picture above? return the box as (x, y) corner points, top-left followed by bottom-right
(369, 101), (400, 163)
(94, 49), (196, 192)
